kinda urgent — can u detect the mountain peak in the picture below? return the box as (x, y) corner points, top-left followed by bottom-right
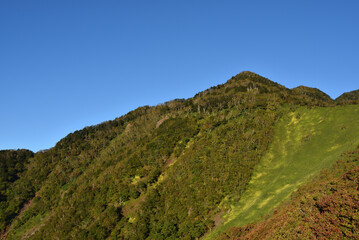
(233, 71), (270, 81)
(226, 71), (285, 90)
(236, 70), (261, 76)
(292, 85), (333, 102)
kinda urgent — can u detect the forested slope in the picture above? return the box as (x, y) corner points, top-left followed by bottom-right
(0, 149), (34, 204)
(336, 89), (359, 104)
(1, 71), (357, 239)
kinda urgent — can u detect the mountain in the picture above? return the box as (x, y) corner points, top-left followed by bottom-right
(335, 89), (359, 103)
(0, 71), (358, 240)
(291, 85), (333, 103)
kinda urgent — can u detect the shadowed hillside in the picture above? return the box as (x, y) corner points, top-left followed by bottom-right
(336, 89), (359, 104)
(0, 150), (34, 203)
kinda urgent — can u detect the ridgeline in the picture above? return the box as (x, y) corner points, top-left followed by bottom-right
(1, 72), (358, 239)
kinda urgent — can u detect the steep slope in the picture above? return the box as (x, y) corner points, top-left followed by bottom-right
(1, 71), (353, 239)
(6, 104), (278, 239)
(218, 146), (359, 239)
(0, 117), (126, 239)
(205, 104), (359, 239)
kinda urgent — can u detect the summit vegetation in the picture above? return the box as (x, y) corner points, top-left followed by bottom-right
(0, 71), (358, 239)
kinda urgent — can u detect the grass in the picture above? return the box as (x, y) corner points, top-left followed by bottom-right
(204, 104), (359, 239)
(8, 212), (49, 240)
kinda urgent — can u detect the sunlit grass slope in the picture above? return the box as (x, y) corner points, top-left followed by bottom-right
(205, 104), (359, 239)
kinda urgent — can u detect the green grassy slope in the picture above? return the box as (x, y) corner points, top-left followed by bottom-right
(205, 104), (359, 239)
(218, 147), (359, 239)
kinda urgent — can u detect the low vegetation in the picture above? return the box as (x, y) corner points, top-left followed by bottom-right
(218, 146), (359, 239)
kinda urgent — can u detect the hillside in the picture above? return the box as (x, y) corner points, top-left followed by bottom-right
(335, 89), (359, 104)
(205, 104), (359, 239)
(218, 146), (359, 239)
(0, 150), (34, 203)
(291, 86), (333, 103)
(0, 71), (358, 239)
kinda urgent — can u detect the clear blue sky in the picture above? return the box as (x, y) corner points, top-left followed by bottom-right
(1, 0), (358, 152)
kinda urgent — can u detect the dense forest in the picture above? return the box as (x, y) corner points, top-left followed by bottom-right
(1, 71), (358, 239)
(0, 150), (34, 203)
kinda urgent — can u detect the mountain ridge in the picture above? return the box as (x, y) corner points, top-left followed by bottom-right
(335, 89), (359, 103)
(11, 70), (353, 153)
(1, 71), (358, 239)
